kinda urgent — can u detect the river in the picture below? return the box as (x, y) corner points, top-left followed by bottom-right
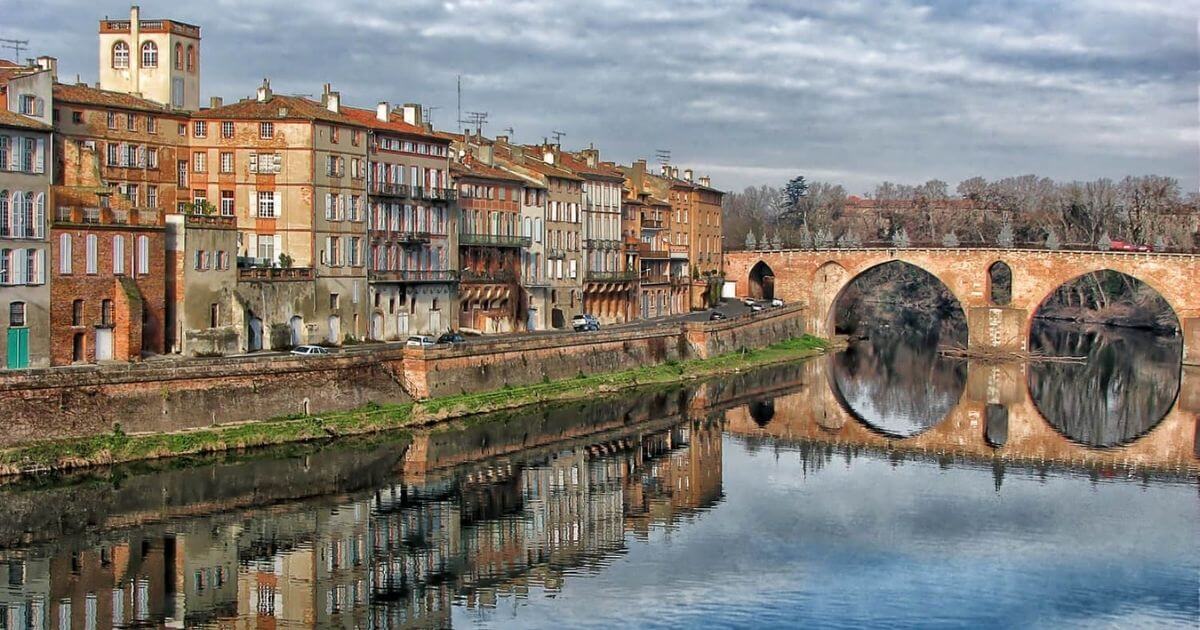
(0, 326), (1195, 628)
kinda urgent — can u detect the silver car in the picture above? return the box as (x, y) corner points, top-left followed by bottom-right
(290, 345), (330, 356)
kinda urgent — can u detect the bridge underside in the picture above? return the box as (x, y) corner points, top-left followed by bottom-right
(725, 248), (1200, 365)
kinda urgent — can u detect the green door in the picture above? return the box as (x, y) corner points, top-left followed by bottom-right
(6, 328), (29, 369)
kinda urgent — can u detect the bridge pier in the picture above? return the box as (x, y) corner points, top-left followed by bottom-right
(1183, 318), (1200, 367)
(966, 307), (1029, 351)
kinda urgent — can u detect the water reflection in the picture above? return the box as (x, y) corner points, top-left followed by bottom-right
(830, 325), (967, 437)
(1029, 320), (1182, 446)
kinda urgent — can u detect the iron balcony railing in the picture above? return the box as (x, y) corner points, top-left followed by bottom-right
(370, 269), (458, 283)
(369, 182), (410, 198)
(637, 243), (669, 259)
(585, 270), (638, 282)
(584, 239), (621, 251)
(458, 233), (532, 248)
(460, 269), (517, 284)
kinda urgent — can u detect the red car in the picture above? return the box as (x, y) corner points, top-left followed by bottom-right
(1109, 239), (1152, 252)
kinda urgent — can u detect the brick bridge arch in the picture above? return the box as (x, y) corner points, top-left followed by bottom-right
(725, 248), (1200, 365)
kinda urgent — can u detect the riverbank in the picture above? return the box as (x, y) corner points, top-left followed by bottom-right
(0, 335), (832, 476)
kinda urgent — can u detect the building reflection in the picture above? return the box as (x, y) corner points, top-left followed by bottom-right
(0, 418), (722, 629)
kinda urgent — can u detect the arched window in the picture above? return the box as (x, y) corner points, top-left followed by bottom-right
(174, 43), (183, 70)
(112, 41), (130, 69)
(988, 261), (1012, 306)
(0, 190), (8, 237)
(141, 42), (158, 68)
(186, 45), (195, 72)
(137, 235), (149, 274)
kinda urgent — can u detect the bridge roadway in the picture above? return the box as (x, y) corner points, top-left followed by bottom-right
(725, 247), (1200, 365)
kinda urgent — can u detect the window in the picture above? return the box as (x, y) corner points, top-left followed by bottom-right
(147, 185), (158, 209)
(220, 190), (234, 216)
(100, 300), (113, 327)
(59, 233), (72, 274)
(193, 121), (207, 138)
(210, 303), (219, 328)
(140, 41), (158, 67)
(193, 152), (206, 173)
(137, 236), (149, 274)
(174, 43), (183, 69)
(9, 302), (25, 327)
(146, 116), (157, 133)
(195, 249), (205, 270)
(330, 126), (339, 144)
(221, 121), (234, 138)
(257, 192), (276, 218)
(186, 45), (195, 72)
(112, 41), (130, 69)
(147, 148), (158, 169)
(329, 293), (339, 310)
(72, 111), (83, 124)
(219, 152), (233, 173)
(192, 190), (206, 212)
(85, 234), (97, 274)
(259, 122), (274, 139)
(72, 300), (83, 326)
(113, 235), (126, 275)
(126, 113), (136, 131)
(107, 112), (118, 130)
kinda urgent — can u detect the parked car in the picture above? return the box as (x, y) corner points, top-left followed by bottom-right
(290, 345), (330, 356)
(771, 298), (784, 307)
(709, 311), (727, 321)
(572, 314), (600, 332)
(750, 303), (765, 313)
(437, 332), (466, 345)
(742, 297), (756, 306)
(405, 335), (437, 348)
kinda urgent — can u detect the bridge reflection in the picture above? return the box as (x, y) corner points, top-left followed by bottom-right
(723, 356), (1200, 474)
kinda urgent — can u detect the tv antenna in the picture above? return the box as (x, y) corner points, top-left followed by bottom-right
(0, 37), (29, 60)
(423, 105), (440, 125)
(463, 111), (488, 136)
(456, 75), (462, 134)
(655, 149), (671, 165)
(551, 130), (566, 146)
(502, 127), (514, 137)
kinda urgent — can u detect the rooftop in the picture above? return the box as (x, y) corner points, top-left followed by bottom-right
(53, 82), (181, 114)
(0, 109), (51, 132)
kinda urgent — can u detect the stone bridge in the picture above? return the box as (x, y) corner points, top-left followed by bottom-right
(725, 248), (1200, 365)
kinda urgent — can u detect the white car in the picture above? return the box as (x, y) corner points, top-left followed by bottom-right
(742, 297), (756, 306)
(771, 298), (784, 307)
(405, 335), (437, 348)
(750, 303), (765, 312)
(290, 345), (330, 356)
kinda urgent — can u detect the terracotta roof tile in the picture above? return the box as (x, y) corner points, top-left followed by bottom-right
(451, 157), (526, 183)
(0, 109), (51, 131)
(339, 105), (448, 141)
(53, 82), (179, 114)
(192, 94), (364, 125)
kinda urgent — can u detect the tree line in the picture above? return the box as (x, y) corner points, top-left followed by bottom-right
(724, 174), (1200, 252)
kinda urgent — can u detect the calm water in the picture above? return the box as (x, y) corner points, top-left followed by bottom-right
(0, 331), (1195, 628)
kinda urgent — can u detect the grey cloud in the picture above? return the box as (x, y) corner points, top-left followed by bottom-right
(3, 0), (1196, 193)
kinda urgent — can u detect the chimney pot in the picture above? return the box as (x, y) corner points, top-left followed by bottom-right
(256, 78), (272, 102)
(35, 56), (57, 81)
(684, 169), (693, 182)
(325, 90), (340, 114)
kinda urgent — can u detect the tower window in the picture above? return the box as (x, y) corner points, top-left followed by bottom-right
(141, 42), (158, 68)
(112, 41), (130, 69)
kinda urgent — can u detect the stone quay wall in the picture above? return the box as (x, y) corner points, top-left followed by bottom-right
(0, 305), (809, 448)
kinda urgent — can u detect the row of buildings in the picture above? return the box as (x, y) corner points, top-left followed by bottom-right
(0, 6), (724, 369)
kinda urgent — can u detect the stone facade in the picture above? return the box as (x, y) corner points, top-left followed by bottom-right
(726, 247), (1200, 365)
(165, 213), (239, 355)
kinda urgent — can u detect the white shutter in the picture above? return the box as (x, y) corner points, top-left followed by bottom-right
(59, 234), (71, 274)
(340, 236), (348, 266)
(324, 236), (332, 266)
(249, 153), (258, 173)
(248, 233), (258, 259)
(273, 235), (282, 265)
(249, 190), (257, 217)
(273, 192), (281, 218)
(273, 154), (282, 172)
(325, 194), (332, 220)
(36, 249), (45, 284)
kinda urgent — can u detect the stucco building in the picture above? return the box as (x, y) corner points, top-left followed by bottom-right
(342, 102), (456, 339)
(97, 5), (202, 111)
(522, 145), (585, 329)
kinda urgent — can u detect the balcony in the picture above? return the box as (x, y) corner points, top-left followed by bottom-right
(545, 248), (567, 259)
(420, 187), (457, 202)
(460, 269), (517, 284)
(669, 245), (689, 260)
(458, 233), (532, 248)
(584, 239), (621, 251)
(369, 182), (410, 198)
(641, 273), (670, 285)
(641, 218), (665, 230)
(637, 243), (669, 259)
(238, 267), (315, 282)
(585, 270), (637, 283)
(370, 269), (458, 283)
(54, 206), (162, 227)
(523, 277), (552, 288)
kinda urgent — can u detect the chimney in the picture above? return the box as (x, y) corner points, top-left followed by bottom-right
(672, 167), (680, 179)
(496, 135), (509, 145)
(478, 142), (494, 166)
(209, 96), (223, 109)
(256, 78), (272, 102)
(321, 84), (340, 113)
(660, 164), (670, 177)
(35, 56), (57, 81)
(402, 103), (421, 126)
(581, 147), (599, 167)
(376, 101), (389, 122)
(684, 169), (693, 182)
(699, 175), (711, 187)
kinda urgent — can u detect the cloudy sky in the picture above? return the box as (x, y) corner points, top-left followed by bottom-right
(5, 0), (1198, 193)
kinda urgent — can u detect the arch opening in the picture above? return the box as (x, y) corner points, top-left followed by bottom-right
(748, 261), (775, 301)
(1029, 270), (1182, 447)
(826, 260), (969, 438)
(988, 261), (1012, 306)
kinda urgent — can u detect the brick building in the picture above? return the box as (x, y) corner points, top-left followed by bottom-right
(451, 153), (529, 333)
(521, 145), (585, 329)
(341, 102), (456, 339)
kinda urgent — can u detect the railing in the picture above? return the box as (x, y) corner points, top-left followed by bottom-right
(669, 245), (689, 259)
(460, 269), (516, 284)
(545, 248), (567, 259)
(732, 240), (1200, 254)
(185, 214), (237, 229)
(641, 218), (665, 229)
(54, 206), (162, 226)
(83, 208), (101, 224)
(585, 239), (621, 251)
(368, 182), (409, 198)
(585, 270), (637, 282)
(637, 243), (669, 259)
(523, 277), (552, 287)
(458, 233), (532, 248)
(111, 209), (129, 224)
(370, 269), (458, 283)
(238, 267), (315, 281)
(640, 273), (670, 285)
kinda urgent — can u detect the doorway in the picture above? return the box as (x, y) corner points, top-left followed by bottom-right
(5, 328), (28, 369)
(95, 327), (114, 361)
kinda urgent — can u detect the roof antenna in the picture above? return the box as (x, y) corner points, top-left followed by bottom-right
(0, 37), (29, 60)
(655, 149), (671, 165)
(551, 130), (566, 147)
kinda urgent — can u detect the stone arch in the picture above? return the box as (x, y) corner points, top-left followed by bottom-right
(820, 258), (969, 339)
(987, 260), (1012, 306)
(748, 260), (775, 300)
(1028, 267), (1182, 337)
(810, 261), (849, 337)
